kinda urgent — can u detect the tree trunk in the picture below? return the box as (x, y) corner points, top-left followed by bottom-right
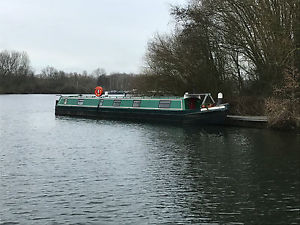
(295, 1), (300, 72)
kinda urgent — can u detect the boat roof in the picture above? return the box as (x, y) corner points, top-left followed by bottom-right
(57, 93), (213, 100)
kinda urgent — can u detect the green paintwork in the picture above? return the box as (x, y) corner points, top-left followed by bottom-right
(102, 99), (113, 106)
(66, 98), (78, 105)
(82, 99), (99, 106)
(121, 100), (133, 107)
(58, 98), (65, 104)
(57, 96), (183, 110)
(170, 100), (182, 109)
(140, 100), (159, 108)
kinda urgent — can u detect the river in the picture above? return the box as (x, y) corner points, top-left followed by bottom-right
(0, 95), (299, 224)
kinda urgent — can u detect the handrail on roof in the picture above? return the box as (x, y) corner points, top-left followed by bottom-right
(58, 93), (215, 102)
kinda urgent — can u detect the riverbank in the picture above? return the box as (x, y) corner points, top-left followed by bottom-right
(1, 93), (299, 131)
(225, 115), (300, 132)
(226, 94), (300, 131)
(225, 115), (268, 128)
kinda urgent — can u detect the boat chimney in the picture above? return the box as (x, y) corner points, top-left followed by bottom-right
(217, 92), (223, 105)
(184, 92), (189, 99)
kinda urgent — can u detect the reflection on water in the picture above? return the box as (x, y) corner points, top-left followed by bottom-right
(0, 95), (299, 224)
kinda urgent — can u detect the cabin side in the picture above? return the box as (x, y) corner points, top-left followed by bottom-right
(56, 97), (184, 111)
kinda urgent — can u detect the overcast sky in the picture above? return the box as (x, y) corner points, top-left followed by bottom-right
(0, 0), (187, 74)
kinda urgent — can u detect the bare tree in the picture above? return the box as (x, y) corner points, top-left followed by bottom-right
(92, 68), (106, 77)
(0, 50), (31, 77)
(41, 66), (58, 78)
(144, 0), (300, 96)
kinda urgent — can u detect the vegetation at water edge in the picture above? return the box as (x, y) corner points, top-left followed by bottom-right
(0, 0), (299, 128)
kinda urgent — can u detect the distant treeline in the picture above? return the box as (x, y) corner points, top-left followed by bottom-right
(0, 49), (178, 95)
(0, 50), (151, 94)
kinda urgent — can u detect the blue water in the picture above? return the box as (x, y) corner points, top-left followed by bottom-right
(0, 95), (299, 224)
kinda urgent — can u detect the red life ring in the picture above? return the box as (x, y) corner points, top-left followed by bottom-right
(95, 86), (103, 97)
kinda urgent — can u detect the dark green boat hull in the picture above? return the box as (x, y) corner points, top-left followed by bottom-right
(55, 105), (227, 125)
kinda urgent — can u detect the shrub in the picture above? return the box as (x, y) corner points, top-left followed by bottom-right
(227, 96), (266, 116)
(265, 68), (300, 129)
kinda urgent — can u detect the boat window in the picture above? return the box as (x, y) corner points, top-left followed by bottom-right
(78, 99), (84, 105)
(99, 99), (104, 106)
(113, 100), (122, 107)
(159, 100), (171, 108)
(132, 100), (141, 107)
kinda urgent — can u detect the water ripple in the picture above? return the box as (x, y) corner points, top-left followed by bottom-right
(0, 95), (299, 224)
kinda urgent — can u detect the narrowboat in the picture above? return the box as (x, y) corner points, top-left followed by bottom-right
(55, 87), (229, 125)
